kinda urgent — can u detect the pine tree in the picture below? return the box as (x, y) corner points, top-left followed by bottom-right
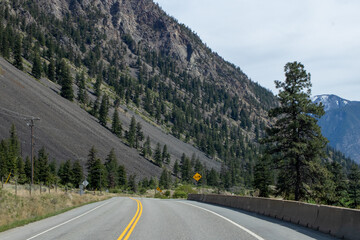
(37, 147), (51, 184)
(154, 143), (162, 167)
(118, 164), (127, 188)
(99, 94), (109, 126)
(105, 149), (118, 189)
(162, 144), (170, 164)
(94, 74), (102, 97)
(58, 160), (72, 185)
(47, 58), (55, 81)
(60, 60), (74, 101)
(16, 155), (26, 184)
(111, 108), (122, 137)
(135, 122), (144, 149)
(253, 155), (272, 197)
(181, 154), (192, 182)
(71, 160), (84, 186)
(128, 174), (137, 192)
(76, 71), (87, 104)
(173, 159), (180, 177)
(127, 116), (136, 147)
(86, 146), (100, 190)
(24, 156), (31, 182)
(91, 96), (100, 117)
(142, 136), (152, 158)
(13, 34), (23, 70)
(348, 164), (360, 208)
(262, 62), (328, 201)
(159, 169), (171, 189)
(31, 51), (42, 79)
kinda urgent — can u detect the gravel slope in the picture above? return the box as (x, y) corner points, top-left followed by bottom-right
(0, 57), (220, 178)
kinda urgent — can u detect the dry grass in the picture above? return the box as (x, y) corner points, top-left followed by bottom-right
(0, 184), (112, 231)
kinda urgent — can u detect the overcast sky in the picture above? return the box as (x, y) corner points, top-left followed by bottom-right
(154, 0), (360, 101)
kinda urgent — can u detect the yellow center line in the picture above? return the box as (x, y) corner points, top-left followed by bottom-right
(124, 199), (143, 240)
(117, 198), (143, 240)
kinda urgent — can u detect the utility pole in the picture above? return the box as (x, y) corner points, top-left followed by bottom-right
(27, 117), (40, 194)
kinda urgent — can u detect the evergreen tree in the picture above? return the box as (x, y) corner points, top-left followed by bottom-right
(99, 94), (109, 126)
(154, 143), (162, 167)
(128, 174), (137, 192)
(16, 155), (26, 184)
(325, 162), (348, 206)
(1, 23), (11, 58)
(253, 155), (272, 197)
(111, 108), (122, 137)
(86, 146), (101, 190)
(31, 51), (42, 79)
(71, 160), (84, 186)
(47, 58), (55, 82)
(142, 136), (152, 158)
(37, 147), (51, 184)
(105, 149), (118, 189)
(118, 164), (127, 188)
(91, 96), (100, 117)
(348, 164), (360, 208)
(162, 144), (170, 164)
(159, 169), (171, 189)
(24, 156), (31, 182)
(173, 159), (180, 177)
(135, 122), (144, 149)
(181, 154), (192, 182)
(76, 71), (87, 104)
(13, 34), (23, 70)
(262, 62), (328, 201)
(94, 74), (102, 97)
(58, 160), (72, 185)
(207, 168), (219, 187)
(127, 116), (136, 147)
(60, 60), (74, 101)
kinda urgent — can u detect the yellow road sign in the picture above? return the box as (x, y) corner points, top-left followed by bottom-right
(156, 187), (162, 192)
(193, 172), (202, 182)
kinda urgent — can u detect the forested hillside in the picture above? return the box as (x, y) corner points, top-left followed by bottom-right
(0, 0), (357, 197)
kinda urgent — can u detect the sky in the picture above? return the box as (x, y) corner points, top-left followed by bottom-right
(153, 0), (360, 101)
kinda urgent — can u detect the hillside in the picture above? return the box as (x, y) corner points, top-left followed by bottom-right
(313, 94), (360, 163)
(0, 0), (355, 189)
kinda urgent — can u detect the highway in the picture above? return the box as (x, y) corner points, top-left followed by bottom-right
(0, 197), (338, 240)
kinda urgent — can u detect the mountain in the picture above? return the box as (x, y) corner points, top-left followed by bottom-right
(0, 0), (277, 185)
(312, 94), (351, 112)
(313, 94), (360, 163)
(0, 0), (353, 187)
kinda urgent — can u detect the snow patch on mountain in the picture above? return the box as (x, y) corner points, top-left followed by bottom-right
(312, 94), (350, 112)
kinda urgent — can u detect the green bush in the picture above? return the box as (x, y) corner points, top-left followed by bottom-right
(172, 190), (187, 199)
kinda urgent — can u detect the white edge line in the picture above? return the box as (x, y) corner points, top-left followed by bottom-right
(180, 201), (266, 240)
(26, 201), (111, 240)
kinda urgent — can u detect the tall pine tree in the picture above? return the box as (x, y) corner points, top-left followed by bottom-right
(262, 62), (328, 201)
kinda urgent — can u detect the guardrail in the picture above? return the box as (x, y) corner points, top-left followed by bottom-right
(188, 194), (360, 239)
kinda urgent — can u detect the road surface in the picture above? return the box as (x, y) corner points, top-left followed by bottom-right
(0, 197), (337, 240)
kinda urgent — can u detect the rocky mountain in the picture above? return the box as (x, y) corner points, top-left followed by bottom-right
(313, 94), (360, 163)
(0, 0), (277, 186)
(0, 0), (353, 187)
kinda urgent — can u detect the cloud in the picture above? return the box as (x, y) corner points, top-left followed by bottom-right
(154, 0), (360, 100)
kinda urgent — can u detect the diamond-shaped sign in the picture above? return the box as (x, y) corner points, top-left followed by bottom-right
(82, 180), (89, 187)
(193, 173), (202, 182)
(156, 187), (162, 192)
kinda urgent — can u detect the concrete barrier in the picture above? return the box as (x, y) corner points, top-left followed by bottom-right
(187, 194), (360, 239)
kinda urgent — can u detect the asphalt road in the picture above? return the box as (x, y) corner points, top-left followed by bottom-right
(0, 197), (338, 240)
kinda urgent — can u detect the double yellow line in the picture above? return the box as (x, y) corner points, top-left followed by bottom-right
(117, 198), (143, 240)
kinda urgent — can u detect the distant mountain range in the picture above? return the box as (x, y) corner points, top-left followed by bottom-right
(313, 94), (360, 163)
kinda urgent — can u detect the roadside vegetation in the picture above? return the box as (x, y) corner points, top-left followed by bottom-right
(0, 185), (111, 232)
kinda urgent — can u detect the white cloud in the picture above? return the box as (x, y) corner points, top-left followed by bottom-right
(154, 0), (360, 100)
